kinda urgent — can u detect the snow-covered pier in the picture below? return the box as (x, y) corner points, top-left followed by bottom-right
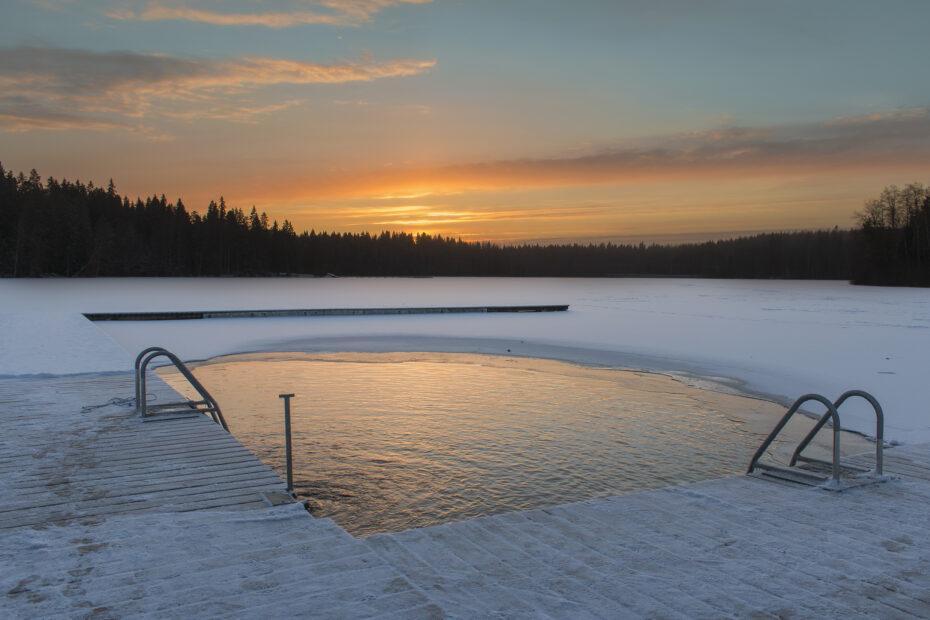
(0, 374), (292, 530)
(4, 277), (930, 616)
(3, 371), (930, 618)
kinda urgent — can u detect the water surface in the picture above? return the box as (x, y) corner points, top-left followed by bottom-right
(161, 352), (870, 536)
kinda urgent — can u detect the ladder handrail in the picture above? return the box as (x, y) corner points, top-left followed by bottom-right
(138, 349), (172, 415)
(789, 390), (883, 476)
(137, 348), (196, 416)
(139, 349), (228, 430)
(134, 346), (169, 411)
(136, 347), (229, 432)
(747, 393), (841, 483)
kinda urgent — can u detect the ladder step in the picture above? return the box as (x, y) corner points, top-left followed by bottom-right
(794, 455), (870, 474)
(142, 412), (201, 422)
(753, 463), (829, 486)
(147, 400), (209, 410)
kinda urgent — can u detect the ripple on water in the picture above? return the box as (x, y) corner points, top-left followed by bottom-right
(160, 352), (872, 536)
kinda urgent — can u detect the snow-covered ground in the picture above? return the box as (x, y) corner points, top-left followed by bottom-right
(2, 277), (928, 442)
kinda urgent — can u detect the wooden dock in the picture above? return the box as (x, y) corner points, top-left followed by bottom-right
(2, 371), (930, 618)
(83, 304), (570, 322)
(0, 373), (287, 531)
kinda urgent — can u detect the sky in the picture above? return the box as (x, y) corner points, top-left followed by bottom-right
(2, 0), (930, 243)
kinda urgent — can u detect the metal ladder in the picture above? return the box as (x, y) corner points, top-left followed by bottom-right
(747, 390), (886, 490)
(134, 346), (229, 431)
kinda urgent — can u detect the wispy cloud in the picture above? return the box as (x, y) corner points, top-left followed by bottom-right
(298, 107), (930, 198)
(475, 108), (930, 184)
(108, 0), (431, 28)
(0, 97), (130, 132)
(319, 0), (431, 21)
(159, 99), (306, 123)
(106, 5), (343, 28)
(0, 46), (435, 133)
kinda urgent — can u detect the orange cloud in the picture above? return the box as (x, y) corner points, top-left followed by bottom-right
(108, 0), (432, 28)
(107, 6), (343, 27)
(0, 46), (435, 132)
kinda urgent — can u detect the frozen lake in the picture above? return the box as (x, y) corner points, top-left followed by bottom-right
(160, 352), (868, 535)
(2, 277), (929, 442)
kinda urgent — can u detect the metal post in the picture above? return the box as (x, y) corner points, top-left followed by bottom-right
(831, 417), (841, 484)
(279, 393), (295, 495)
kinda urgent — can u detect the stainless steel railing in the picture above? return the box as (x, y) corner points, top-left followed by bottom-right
(134, 346), (229, 431)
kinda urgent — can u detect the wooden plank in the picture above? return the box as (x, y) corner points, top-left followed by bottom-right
(4, 454), (274, 488)
(0, 482), (284, 529)
(82, 419), (216, 440)
(85, 434), (240, 455)
(0, 470), (284, 513)
(0, 490), (276, 530)
(23, 444), (257, 474)
(5, 463), (280, 501)
(79, 441), (252, 463)
(0, 475), (284, 520)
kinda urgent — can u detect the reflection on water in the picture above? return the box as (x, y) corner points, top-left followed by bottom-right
(160, 352), (870, 536)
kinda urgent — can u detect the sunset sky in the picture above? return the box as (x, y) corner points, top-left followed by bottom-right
(3, 1), (930, 242)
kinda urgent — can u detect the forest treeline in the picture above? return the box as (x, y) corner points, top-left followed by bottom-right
(0, 164), (927, 283)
